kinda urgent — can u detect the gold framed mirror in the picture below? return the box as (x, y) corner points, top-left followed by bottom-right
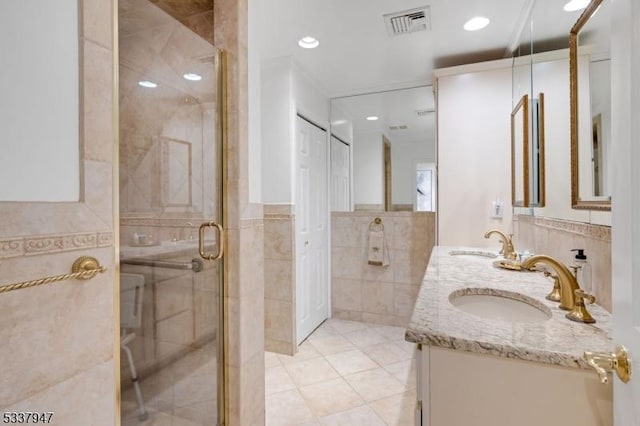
(533, 93), (546, 207)
(570, 0), (611, 210)
(511, 94), (529, 207)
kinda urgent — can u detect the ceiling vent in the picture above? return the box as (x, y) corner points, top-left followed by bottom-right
(384, 6), (431, 37)
(415, 109), (435, 117)
(389, 125), (409, 131)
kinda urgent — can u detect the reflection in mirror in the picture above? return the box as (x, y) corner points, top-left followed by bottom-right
(160, 138), (192, 207)
(511, 95), (529, 207)
(330, 86), (436, 212)
(570, 0), (611, 210)
(0, 1), (79, 201)
(530, 93), (545, 207)
(416, 163), (436, 211)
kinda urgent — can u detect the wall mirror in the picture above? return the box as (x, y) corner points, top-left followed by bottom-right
(160, 138), (193, 207)
(330, 86), (436, 212)
(0, 1), (80, 202)
(570, 0), (611, 210)
(511, 95), (529, 207)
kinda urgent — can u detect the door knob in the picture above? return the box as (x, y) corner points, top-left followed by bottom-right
(583, 345), (632, 384)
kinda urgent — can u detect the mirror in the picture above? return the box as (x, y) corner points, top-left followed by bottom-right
(330, 86), (436, 212)
(510, 92), (546, 209)
(0, 1), (80, 202)
(570, 0), (611, 210)
(160, 137), (193, 207)
(511, 95), (529, 207)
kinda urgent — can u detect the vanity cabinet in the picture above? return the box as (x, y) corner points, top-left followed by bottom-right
(415, 345), (612, 426)
(407, 247), (614, 426)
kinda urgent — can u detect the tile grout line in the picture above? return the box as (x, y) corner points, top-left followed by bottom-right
(265, 319), (415, 425)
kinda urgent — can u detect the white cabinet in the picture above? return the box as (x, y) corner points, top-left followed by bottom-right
(415, 346), (612, 426)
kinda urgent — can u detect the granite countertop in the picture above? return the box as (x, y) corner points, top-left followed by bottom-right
(120, 239), (216, 260)
(405, 246), (613, 369)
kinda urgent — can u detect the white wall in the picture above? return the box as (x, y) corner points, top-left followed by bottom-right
(260, 58), (330, 204)
(437, 63), (514, 247)
(248, 0), (262, 203)
(329, 104), (353, 144)
(391, 139), (435, 205)
(353, 129), (383, 206)
(261, 59), (294, 203)
(291, 63), (330, 128)
(0, 1), (79, 202)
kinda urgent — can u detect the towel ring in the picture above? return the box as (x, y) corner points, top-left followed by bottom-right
(369, 217), (384, 232)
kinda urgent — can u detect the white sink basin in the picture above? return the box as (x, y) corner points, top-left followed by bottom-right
(449, 288), (552, 323)
(449, 250), (498, 259)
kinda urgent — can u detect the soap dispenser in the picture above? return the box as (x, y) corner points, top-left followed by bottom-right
(571, 249), (592, 291)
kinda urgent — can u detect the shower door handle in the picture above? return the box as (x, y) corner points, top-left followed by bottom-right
(199, 221), (224, 261)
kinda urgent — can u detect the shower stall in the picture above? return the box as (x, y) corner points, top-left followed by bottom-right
(117, 1), (225, 424)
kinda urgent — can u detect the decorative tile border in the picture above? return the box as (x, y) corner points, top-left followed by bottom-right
(0, 232), (114, 259)
(98, 232), (114, 247)
(515, 214), (611, 241)
(0, 238), (24, 259)
(263, 204), (294, 219)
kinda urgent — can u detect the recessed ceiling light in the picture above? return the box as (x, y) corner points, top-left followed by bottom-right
(366, 116), (379, 121)
(563, 0), (590, 12)
(298, 36), (319, 49)
(138, 80), (157, 88)
(463, 16), (490, 31)
(183, 73), (202, 81)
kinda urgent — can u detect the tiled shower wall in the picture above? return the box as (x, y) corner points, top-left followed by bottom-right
(263, 205), (296, 355)
(332, 211), (436, 326)
(514, 214), (612, 312)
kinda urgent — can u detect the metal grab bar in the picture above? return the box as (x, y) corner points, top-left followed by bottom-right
(0, 256), (106, 294)
(121, 258), (203, 273)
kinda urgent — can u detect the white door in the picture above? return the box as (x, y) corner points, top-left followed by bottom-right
(611, 0), (640, 423)
(330, 136), (351, 211)
(296, 116), (329, 343)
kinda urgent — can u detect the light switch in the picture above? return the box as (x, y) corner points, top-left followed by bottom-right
(491, 198), (504, 219)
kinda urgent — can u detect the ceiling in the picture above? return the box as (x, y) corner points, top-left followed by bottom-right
(258, 0), (588, 98)
(258, 0), (592, 147)
(332, 86), (435, 145)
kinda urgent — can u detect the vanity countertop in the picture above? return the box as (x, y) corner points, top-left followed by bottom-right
(120, 240), (216, 260)
(405, 246), (612, 369)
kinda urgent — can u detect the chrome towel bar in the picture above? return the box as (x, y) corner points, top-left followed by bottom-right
(121, 257), (203, 273)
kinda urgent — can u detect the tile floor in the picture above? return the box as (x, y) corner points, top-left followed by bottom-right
(265, 319), (418, 426)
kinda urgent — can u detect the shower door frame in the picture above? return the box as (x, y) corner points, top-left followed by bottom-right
(113, 8), (228, 424)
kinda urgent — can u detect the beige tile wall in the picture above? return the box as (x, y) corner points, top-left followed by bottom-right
(331, 212), (436, 326)
(214, 0), (266, 424)
(514, 214), (612, 312)
(0, 0), (116, 422)
(264, 205), (297, 355)
(1, 1), (263, 425)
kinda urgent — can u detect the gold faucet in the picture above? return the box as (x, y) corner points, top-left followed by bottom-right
(520, 254), (596, 323)
(483, 230), (518, 261)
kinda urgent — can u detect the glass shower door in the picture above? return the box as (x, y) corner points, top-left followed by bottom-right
(118, 1), (224, 425)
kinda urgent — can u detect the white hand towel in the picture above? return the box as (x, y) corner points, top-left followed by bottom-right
(368, 230), (390, 266)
